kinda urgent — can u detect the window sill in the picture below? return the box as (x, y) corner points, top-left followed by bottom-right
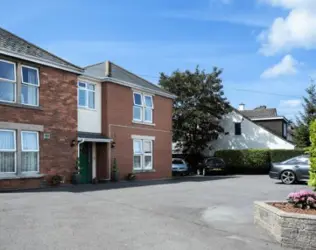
(0, 173), (44, 180)
(132, 121), (156, 126)
(0, 101), (43, 111)
(78, 106), (97, 111)
(133, 169), (156, 173)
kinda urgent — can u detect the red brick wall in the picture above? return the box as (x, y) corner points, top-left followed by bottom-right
(101, 82), (173, 180)
(0, 58), (78, 188)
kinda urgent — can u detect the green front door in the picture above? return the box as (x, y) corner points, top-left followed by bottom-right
(79, 143), (92, 184)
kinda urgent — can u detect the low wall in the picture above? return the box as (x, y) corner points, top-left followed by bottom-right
(254, 201), (316, 249)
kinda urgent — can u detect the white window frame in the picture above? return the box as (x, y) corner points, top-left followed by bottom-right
(143, 95), (154, 123)
(21, 131), (39, 173)
(78, 81), (96, 110)
(133, 92), (154, 124)
(21, 65), (40, 107)
(0, 129), (17, 174)
(0, 59), (17, 103)
(133, 138), (153, 171)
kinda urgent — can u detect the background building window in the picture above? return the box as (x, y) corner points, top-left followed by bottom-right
(78, 82), (95, 109)
(235, 123), (242, 135)
(0, 130), (16, 173)
(0, 60), (16, 103)
(21, 66), (39, 106)
(21, 131), (39, 173)
(133, 139), (153, 170)
(283, 122), (287, 137)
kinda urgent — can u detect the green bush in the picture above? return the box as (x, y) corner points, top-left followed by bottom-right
(308, 120), (316, 190)
(214, 149), (306, 174)
(269, 149), (305, 163)
(214, 149), (270, 174)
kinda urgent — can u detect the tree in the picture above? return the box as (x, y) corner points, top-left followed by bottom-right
(159, 66), (229, 156)
(308, 120), (316, 191)
(294, 84), (316, 148)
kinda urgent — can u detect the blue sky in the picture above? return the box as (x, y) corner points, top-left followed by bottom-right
(1, 0), (316, 120)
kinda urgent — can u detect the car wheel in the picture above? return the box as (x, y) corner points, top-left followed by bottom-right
(280, 170), (296, 185)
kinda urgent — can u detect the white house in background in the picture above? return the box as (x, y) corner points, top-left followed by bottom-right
(206, 108), (295, 155)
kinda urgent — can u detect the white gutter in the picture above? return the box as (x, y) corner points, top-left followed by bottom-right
(251, 117), (288, 122)
(77, 139), (85, 158)
(0, 49), (83, 74)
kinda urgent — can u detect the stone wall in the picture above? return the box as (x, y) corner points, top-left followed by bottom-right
(254, 201), (316, 250)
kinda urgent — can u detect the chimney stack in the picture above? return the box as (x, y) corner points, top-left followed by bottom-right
(238, 103), (245, 111)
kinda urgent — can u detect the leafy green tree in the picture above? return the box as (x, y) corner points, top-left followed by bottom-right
(294, 84), (316, 148)
(308, 120), (316, 191)
(159, 66), (229, 156)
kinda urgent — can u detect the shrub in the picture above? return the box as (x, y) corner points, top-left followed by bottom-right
(287, 190), (316, 209)
(214, 149), (306, 174)
(269, 149), (305, 163)
(308, 120), (316, 190)
(51, 175), (63, 186)
(214, 149), (270, 174)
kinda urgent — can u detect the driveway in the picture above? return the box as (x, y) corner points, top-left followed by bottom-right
(0, 175), (309, 250)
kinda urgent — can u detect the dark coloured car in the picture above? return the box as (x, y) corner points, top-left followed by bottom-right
(197, 157), (226, 176)
(269, 155), (310, 184)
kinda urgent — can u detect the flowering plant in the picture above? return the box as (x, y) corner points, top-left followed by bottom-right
(287, 190), (316, 209)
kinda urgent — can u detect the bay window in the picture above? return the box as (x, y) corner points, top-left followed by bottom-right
(133, 92), (154, 123)
(133, 139), (153, 171)
(21, 131), (39, 173)
(0, 60), (16, 103)
(21, 66), (39, 106)
(78, 82), (95, 109)
(0, 130), (16, 173)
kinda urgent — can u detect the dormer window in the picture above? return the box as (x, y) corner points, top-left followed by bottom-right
(133, 92), (153, 124)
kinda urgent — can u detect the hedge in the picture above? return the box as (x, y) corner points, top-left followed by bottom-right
(214, 149), (306, 174)
(308, 120), (316, 190)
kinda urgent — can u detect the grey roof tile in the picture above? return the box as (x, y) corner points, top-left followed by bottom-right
(0, 27), (82, 73)
(84, 61), (174, 97)
(240, 108), (277, 119)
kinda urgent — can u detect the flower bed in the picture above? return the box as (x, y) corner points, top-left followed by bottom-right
(254, 190), (316, 249)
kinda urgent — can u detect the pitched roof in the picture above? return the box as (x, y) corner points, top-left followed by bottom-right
(0, 27), (83, 73)
(84, 61), (175, 99)
(239, 108), (277, 119)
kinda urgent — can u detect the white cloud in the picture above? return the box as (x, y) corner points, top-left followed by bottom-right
(259, 0), (316, 55)
(261, 54), (298, 78)
(279, 99), (301, 108)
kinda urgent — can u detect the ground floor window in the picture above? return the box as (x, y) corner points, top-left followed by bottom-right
(0, 129), (39, 175)
(133, 139), (153, 170)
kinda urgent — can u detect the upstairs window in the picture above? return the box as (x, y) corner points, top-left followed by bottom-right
(235, 123), (242, 135)
(21, 65), (39, 106)
(78, 82), (95, 109)
(133, 92), (154, 123)
(0, 60), (16, 103)
(283, 123), (287, 137)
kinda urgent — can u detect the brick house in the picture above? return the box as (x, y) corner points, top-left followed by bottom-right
(78, 61), (175, 182)
(0, 28), (175, 189)
(0, 28), (84, 189)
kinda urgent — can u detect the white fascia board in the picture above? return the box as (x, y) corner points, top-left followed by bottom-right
(102, 77), (177, 99)
(0, 49), (83, 74)
(78, 137), (112, 143)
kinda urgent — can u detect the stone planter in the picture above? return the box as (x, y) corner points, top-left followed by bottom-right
(254, 201), (316, 250)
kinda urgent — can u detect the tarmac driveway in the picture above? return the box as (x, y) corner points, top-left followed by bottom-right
(0, 175), (309, 250)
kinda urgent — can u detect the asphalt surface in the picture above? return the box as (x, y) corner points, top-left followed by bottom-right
(0, 175), (310, 250)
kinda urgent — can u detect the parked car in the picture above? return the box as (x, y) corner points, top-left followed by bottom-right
(172, 158), (189, 175)
(269, 155), (310, 184)
(197, 157), (226, 176)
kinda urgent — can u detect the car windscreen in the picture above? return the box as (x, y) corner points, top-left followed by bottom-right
(172, 159), (184, 164)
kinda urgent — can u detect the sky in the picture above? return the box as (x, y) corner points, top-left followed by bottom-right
(1, 0), (316, 120)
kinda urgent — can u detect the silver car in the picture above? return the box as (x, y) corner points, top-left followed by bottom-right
(172, 158), (188, 175)
(269, 155), (310, 184)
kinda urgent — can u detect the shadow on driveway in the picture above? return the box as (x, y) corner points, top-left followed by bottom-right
(1, 175), (239, 194)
